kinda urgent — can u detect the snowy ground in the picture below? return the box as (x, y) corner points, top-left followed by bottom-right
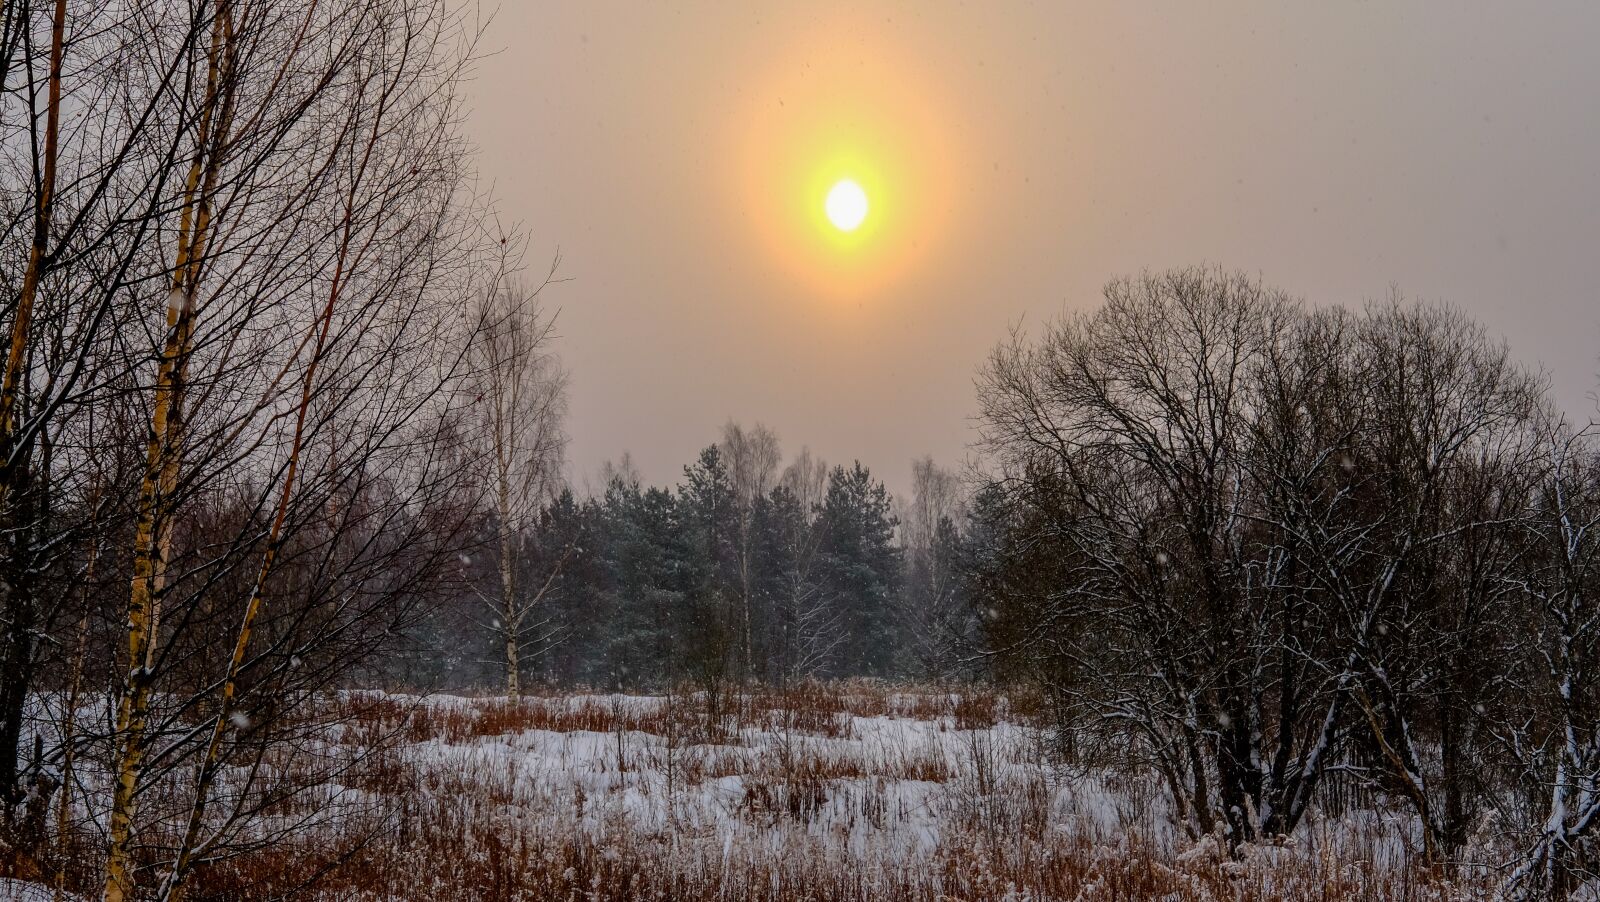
(289, 689), (1494, 900)
(0, 878), (81, 902)
(19, 688), (1521, 899)
(388, 692), (1127, 858)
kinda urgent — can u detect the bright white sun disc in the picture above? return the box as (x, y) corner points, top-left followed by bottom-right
(825, 179), (869, 232)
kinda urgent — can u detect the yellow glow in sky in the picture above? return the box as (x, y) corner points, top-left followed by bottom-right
(728, 21), (963, 303)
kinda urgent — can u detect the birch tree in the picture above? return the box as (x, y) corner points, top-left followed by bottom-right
(86, 1), (497, 897)
(469, 272), (568, 699)
(896, 456), (970, 679)
(721, 420), (781, 677)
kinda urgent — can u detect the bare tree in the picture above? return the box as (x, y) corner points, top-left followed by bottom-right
(895, 456), (970, 679)
(721, 420), (781, 676)
(975, 268), (1567, 865)
(106, 5), (239, 894)
(0, 0), (66, 842)
(780, 446), (828, 520)
(978, 269), (1320, 840)
(31, 2), (507, 898)
(1499, 424), (1600, 899)
(469, 270), (568, 699)
(1330, 301), (1543, 862)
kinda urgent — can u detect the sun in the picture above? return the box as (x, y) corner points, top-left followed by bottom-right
(728, 22), (965, 299)
(825, 179), (869, 232)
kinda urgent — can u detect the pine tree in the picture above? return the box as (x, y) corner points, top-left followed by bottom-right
(676, 447), (742, 710)
(751, 486), (828, 683)
(598, 479), (685, 687)
(815, 463), (901, 677)
(533, 490), (601, 685)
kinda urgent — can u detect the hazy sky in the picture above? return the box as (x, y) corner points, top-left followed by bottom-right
(466, 2), (1600, 494)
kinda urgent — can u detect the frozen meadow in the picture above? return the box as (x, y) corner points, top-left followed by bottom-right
(89, 685), (1510, 901)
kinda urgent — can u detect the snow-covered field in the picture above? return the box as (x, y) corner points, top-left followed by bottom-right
(262, 688), (1498, 900)
(22, 686), (1517, 900)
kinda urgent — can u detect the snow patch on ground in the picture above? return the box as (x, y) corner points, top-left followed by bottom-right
(0, 879), (83, 901)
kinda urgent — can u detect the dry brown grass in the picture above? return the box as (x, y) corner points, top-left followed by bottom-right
(334, 694), (691, 742)
(188, 807), (1483, 902)
(329, 680), (1028, 748)
(42, 684), (1499, 901)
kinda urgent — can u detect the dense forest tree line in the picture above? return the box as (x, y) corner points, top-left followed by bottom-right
(420, 427), (975, 695)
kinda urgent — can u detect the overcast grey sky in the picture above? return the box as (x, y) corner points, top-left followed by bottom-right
(466, 2), (1600, 493)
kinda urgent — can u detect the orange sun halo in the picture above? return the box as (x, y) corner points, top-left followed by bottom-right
(727, 25), (963, 301)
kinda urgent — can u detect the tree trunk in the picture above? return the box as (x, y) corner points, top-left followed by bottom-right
(500, 494), (519, 700)
(0, 0), (64, 483)
(505, 629), (521, 700)
(0, 0), (65, 817)
(105, 7), (231, 898)
(160, 88), (358, 900)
